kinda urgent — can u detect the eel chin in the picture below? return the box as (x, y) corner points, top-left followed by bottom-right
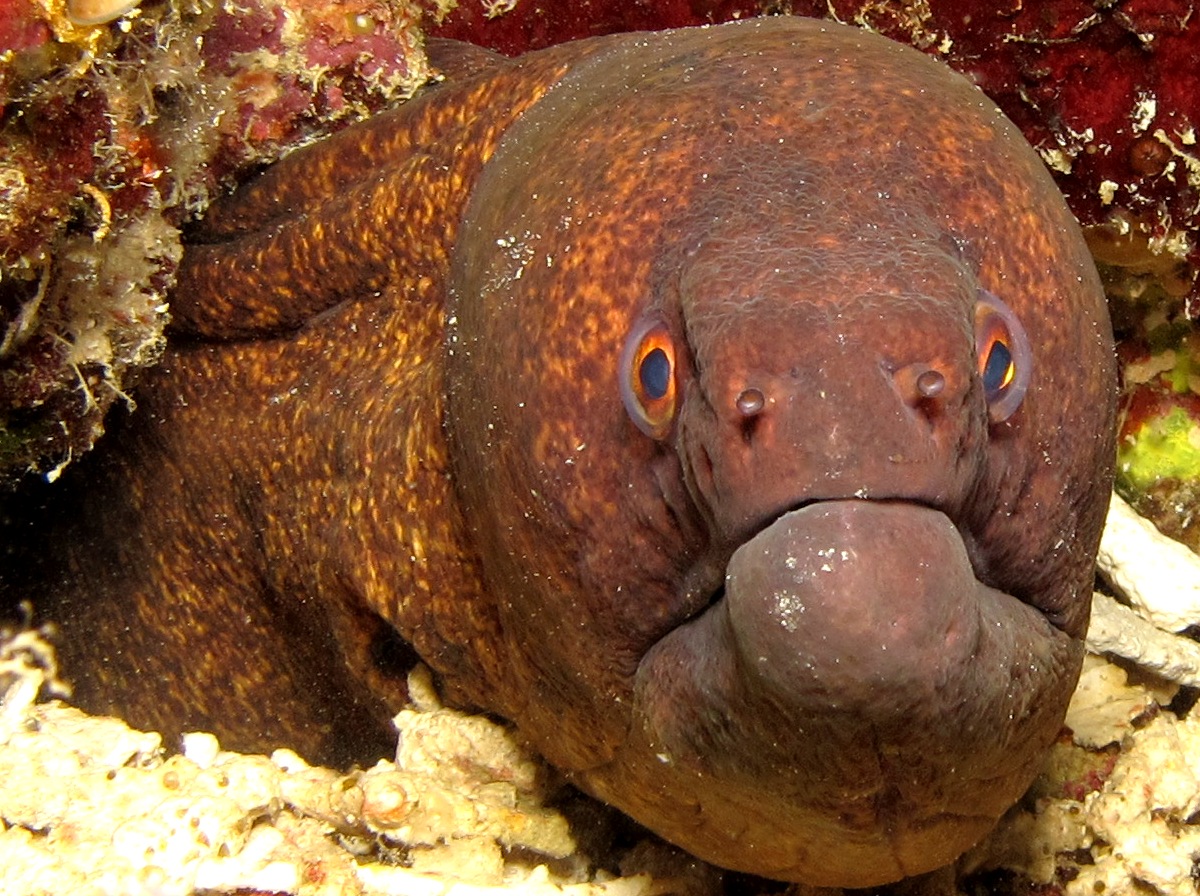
(582, 500), (1081, 888)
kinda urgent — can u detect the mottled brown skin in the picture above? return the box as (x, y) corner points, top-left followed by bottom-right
(7, 18), (1115, 889)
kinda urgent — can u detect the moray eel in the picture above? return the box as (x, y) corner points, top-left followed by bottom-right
(12, 16), (1116, 888)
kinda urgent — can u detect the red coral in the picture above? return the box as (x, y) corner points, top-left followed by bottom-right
(0, 85), (108, 267)
(200, 6), (289, 72)
(802, 1), (1200, 306)
(429, 0), (765, 55)
(1060, 748), (1120, 802)
(0, 0), (53, 65)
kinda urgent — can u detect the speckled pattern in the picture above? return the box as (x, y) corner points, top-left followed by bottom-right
(21, 44), (584, 764)
(9, 18), (1116, 890)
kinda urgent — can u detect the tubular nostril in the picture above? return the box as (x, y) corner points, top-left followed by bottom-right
(894, 362), (947, 408)
(734, 387), (766, 445)
(915, 369), (945, 399)
(735, 387), (765, 417)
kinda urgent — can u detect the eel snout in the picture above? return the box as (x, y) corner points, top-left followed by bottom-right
(598, 499), (1078, 887)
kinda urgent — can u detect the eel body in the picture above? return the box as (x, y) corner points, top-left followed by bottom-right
(10, 16), (1116, 888)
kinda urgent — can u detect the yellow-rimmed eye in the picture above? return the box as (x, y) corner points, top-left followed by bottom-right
(974, 291), (1031, 424)
(620, 317), (678, 439)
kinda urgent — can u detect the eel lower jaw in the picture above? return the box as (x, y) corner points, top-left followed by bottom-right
(578, 498), (1081, 887)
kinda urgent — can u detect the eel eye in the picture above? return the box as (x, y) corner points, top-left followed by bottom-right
(620, 317), (678, 439)
(974, 290), (1032, 424)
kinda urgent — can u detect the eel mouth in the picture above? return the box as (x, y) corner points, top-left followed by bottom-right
(680, 492), (1008, 640)
(647, 498), (1020, 729)
(582, 497), (1080, 887)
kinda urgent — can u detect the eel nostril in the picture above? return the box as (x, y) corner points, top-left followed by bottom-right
(735, 387), (765, 417)
(915, 369), (945, 399)
(735, 387), (766, 444)
(894, 362), (947, 409)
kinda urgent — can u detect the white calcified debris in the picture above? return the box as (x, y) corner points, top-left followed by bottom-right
(1097, 491), (1200, 632)
(1088, 592), (1200, 688)
(1064, 651), (1173, 749)
(1067, 709), (1200, 896)
(355, 864), (660, 896)
(0, 663), (594, 896)
(1088, 491), (1200, 687)
(972, 688), (1200, 896)
(0, 628), (67, 741)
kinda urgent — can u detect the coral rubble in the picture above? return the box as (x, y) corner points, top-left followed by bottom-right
(0, 0), (430, 482)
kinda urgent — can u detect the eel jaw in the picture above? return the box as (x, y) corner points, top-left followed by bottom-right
(580, 499), (1081, 888)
